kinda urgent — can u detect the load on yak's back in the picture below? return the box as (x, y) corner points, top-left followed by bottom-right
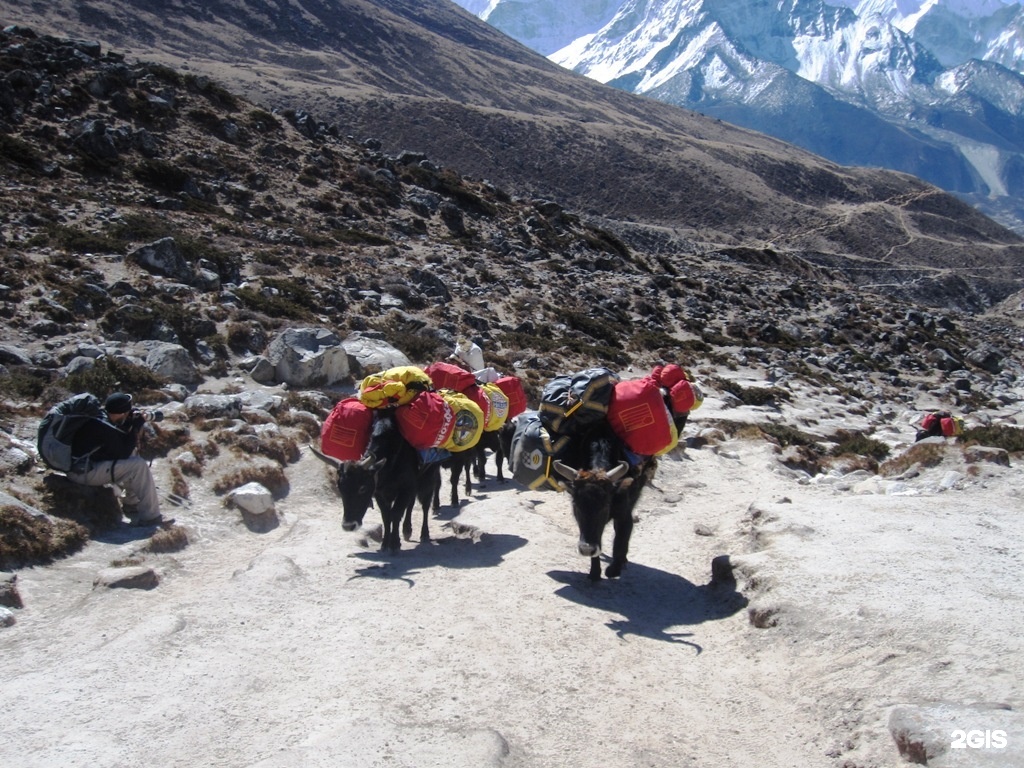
(318, 363), (529, 465)
(508, 364), (703, 492)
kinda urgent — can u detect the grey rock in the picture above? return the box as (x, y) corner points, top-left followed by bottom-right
(145, 342), (201, 385)
(265, 327), (349, 387)
(128, 237), (194, 283)
(341, 332), (411, 376)
(183, 394), (243, 420)
(93, 566), (159, 590)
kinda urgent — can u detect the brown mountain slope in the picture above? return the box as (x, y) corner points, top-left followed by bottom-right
(2, 0), (1023, 311)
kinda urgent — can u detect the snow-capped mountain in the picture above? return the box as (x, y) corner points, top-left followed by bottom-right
(452, 0), (1024, 232)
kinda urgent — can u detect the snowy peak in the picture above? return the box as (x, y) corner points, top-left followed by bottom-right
(451, 0), (1024, 233)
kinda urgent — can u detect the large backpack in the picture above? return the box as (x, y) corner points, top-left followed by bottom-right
(37, 393), (103, 471)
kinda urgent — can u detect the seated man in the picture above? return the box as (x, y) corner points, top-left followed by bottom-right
(65, 392), (173, 527)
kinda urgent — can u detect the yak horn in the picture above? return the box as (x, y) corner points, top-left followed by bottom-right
(552, 460), (580, 481)
(606, 461), (629, 482)
(308, 444), (343, 468)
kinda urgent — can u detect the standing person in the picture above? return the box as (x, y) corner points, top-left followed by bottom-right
(65, 392), (173, 527)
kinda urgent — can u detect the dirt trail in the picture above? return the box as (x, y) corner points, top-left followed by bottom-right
(2, 429), (1023, 768)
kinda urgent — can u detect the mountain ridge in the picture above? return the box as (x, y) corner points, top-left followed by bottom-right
(463, 0), (1024, 233)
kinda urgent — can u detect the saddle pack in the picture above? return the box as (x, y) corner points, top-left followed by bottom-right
(508, 410), (570, 491)
(538, 367), (619, 437)
(395, 389), (484, 453)
(606, 376), (679, 456)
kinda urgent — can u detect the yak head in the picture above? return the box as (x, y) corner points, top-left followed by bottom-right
(553, 460), (630, 558)
(336, 453), (387, 531)
(310, 445), (385, 531)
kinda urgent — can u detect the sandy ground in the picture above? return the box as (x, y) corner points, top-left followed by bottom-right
(2, 390), (1024, 768)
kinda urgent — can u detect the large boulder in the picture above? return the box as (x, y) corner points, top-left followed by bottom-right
(264, 327), (349, 387)
(145, 342), (201, 385)
(341, 332), (411, 376)
(128, 237), (194, 283)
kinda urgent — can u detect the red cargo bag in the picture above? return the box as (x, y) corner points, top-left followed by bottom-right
(395, 391), (456, 450)
(320, 398), (374, 461)
(424, 361), (476, 393)
(607, 377), (678, 456)
(495, 375), (528, 418)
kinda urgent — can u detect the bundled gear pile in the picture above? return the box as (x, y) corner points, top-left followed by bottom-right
(320, 365), (532, 462)
(424, 361), (512, 434)
(916, 411), (964, 441)
(538, 367), (619, 436)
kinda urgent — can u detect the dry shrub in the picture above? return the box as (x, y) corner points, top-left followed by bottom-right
(210, 427), (300, 466)
(174, 452), (203, 477)
(879, 441), (947, 477)
(0, 505), (88, 570)
(168, 465), (191, 498)
(145, 525), (189, 554)
(138, 423), (191, 462)
(212, 464), (290, 498)
(823, 453), (877, 474)
(276, 410), (321, 441)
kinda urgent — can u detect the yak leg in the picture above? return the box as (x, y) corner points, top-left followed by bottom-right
(605, 511), (634, 579)
(473, 446), (486, 481)
(589, 555), (602, 581)
(449, 462), (462, 507)
(494, 444), (505, 483)
(401, 497), (415, 541)
(416, 465), (440, 541)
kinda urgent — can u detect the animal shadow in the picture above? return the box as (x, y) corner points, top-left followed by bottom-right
(548, 560), (748, 649)
(348, 532), (528, 584)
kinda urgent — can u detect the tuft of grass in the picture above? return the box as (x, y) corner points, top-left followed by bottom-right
(711, 376), (791, 407)
(0, 505), (88, 570)
(962, 425), (1024, 453)
(145, 525), (189, 554)
(829, 430), (890, 461)
(879, 441), (947, 476)
(758, 423), (820, 449)
(212, 465), (290, 498)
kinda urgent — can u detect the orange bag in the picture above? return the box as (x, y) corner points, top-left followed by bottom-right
(395, 391), (456, 450)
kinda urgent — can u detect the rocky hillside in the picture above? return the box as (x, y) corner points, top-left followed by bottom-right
(3, 0), (1024, 312)
(0, 27), (1022, 563)
(0, 25), (1021, 405)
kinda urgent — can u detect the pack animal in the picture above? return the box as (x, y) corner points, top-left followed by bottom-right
(553, 424), (657, 581)
(312, 412), (439, 552)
